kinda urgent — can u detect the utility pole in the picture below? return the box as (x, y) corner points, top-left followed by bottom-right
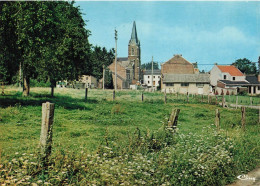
(103, 65), (105, 90)
(114, 29), (118, 90)
(151, 56), (154, 91)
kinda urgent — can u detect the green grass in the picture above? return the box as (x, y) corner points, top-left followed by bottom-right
(0, 87), (259, 185)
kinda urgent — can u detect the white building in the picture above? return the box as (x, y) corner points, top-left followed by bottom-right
(143, 70), (161, 88)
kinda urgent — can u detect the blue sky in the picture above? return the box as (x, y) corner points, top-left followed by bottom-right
(75, 1), (260, 71)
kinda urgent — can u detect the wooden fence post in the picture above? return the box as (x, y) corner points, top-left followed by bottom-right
(236, 96), (238, 109)
(215, 95), (218, 105)
(40, 102), (55, 166)
(207, 95), (210, 104)
(164, 90), (167, 104)
(241, 107), (246, 131)
(113, 90), (115, 101)
(250, 97), (252, 106)
(186, 92), (189, 103)
(201, 95), (203, 103)
(141, 92), (144, 102)
(222, 95), (225, 108)
(168, 109), (180, 129)
(85, 88), (88, 101)
(215, 109), (220, 132)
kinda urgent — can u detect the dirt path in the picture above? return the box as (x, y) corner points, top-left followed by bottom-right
(227, 167), (260, 186)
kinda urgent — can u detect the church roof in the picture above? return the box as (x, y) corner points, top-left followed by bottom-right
(129, 21), (140, 45)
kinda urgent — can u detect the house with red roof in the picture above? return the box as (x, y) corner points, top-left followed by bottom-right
(210, 65), (260, 95)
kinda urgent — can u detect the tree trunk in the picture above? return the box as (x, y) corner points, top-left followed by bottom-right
(23, 76), (30, 97)
(50, 80), (56, 97)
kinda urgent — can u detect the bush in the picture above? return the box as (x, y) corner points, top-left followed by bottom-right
(30, 79), (51, 87)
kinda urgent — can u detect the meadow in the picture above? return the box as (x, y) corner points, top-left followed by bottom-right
(0, 87), (259, 185)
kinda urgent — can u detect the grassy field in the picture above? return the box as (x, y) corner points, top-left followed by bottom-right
(0, 87), (259, 185)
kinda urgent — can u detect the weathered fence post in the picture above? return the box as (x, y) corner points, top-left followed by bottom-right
(222, 95), (225, 108)
(250, 97), (252, 106)
(168, 109), (180, 129)
(85, 88), (88, 101)
(40, 102), (55, 166)
(141, 92), (144, 102)
(215, 109), (220, 132)
(207, 94), (210, 104)
(113, 90), (115, 101)
(164, 90), (167, 104)
(215, 95), (218, 105)
(186, 92), (189, 103)
(201, 95), (203, 103)
(236, 96), (238, 109)
(241, 107), (246, 131)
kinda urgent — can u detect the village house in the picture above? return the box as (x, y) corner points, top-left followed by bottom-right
(161, 54), (211, 95)
(108, 21), (141, 89)
(79, 75), (98, 88)
(143, 69), (161, 89)
(210, 65), (248, 95)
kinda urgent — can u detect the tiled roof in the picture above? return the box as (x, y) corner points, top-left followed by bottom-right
(144, 70), (161, 75)
(217, 65), (243, 76)
(163, 74), (210, 83)
(117, 57), (128, 62)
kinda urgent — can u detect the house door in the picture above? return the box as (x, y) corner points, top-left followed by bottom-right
(198, 88), (203, 95)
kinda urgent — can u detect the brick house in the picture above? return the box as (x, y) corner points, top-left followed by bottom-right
(161, 54), (210, 94)
(108, 21), (141, 89)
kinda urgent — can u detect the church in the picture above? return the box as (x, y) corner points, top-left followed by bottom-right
(108, 21), (141, 89)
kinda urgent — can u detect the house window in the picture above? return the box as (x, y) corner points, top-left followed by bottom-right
(153, 76), (155, 78)
(181, 83), (189, 87)
(165, 83), (174, 86)
(224, 75), (227, 80)
(148, 76), (150, 78)
(258, 86), (260, 90)
(158, 76), (160, 78)
(233, 77), (235, 81)
(196, 83), (204, 87)
(148, 81), (150, 84)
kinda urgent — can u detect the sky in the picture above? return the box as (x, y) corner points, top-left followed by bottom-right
(75, 1), (260, 72)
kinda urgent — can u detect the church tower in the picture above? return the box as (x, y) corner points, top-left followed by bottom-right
(128, 21), (141, 82)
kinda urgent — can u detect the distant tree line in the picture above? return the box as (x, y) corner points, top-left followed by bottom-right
(141, 61), (160, 70)
(0, 1), (114, 96)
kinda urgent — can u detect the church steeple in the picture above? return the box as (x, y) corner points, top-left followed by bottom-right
(129, 21), (139, 45)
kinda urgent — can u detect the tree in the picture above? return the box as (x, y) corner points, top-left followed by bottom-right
(0, 2), (20, 84)
(232, 58), (257, 75)
(141, 61), (160, 70)
(1, 1), (92, 96)
(89, 46), (114, 80)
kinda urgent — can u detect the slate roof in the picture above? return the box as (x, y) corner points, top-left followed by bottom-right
(129, 21), (140, 45)
(219, 80), (249, 86)
(246, 75), (260, 85)
(117, 57), (128, 62)
(217, 65), (244, 76)
(144, 70), (161, 75)
(163, 74), (210, 83)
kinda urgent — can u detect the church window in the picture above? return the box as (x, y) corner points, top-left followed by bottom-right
(131, 48), (134, 55)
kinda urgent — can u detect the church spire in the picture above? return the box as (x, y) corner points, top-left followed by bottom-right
(129, 21), (139, 45)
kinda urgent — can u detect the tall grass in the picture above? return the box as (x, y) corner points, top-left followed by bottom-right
(0, 87), (259, 185)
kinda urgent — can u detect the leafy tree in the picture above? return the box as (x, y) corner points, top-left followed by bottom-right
(0, 1), (92, 96)
(0, 2), (20, 84)
(89, 46), (114, 80)
(141, 61), (160, 70)
(232, 58), (257, 75)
